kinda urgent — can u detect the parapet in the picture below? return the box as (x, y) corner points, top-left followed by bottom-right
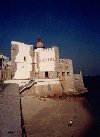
(34, 46), (58, 52)
(11, 41), (33, 47)
(11, 41), (24, 45)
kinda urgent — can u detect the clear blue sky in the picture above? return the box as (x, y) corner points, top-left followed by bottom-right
(0, 0), (100, 75)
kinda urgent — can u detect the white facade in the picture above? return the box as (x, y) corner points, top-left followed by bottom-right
(34, 47), (56, 72)
(11, 41), (33, 79)
(10, 39), (87, 94)
(11, 40), (73, 80)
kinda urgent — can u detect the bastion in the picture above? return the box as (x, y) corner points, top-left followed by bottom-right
(5, 38), (88, 96)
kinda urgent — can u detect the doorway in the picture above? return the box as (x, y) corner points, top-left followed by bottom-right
(45, 71), (48, 78)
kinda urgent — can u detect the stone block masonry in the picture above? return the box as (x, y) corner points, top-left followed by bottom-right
(0, 83), (22, 137)
(10, 39), (87, 95)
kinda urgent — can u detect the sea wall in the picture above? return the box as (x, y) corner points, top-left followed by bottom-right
(21, 81), (63, 97)
(73, 72), (86, 92)
(20, 77), (87, 97)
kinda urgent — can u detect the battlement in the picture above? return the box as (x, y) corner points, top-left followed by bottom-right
(11, 41), (24, 45)
(59, 58), (72, 61)
(59, 59), (72, 64)
(34, 46), (58, 52)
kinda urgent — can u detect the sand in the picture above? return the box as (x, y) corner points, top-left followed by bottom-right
(21, 96), (94, 137)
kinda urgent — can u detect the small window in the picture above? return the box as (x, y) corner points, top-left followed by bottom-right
(45, 71), (49, 78)
(12, 47), (15, 50)
(67, 72), (70, 76)
(24, 56), (26, 61)
(62, 72), (65, 76)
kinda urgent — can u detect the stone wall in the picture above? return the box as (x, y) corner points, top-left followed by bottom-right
(57, 59), (75, 93)
(10, 41), (87, 95)
(61, 77), (75, 93)
(21, 83), (63, 97)
(1, 68), (12, 80)
(11, 42), (19, 78)
(54, 47), (59, 72)
(21, 77), (87, 96)
(73, 71), (86, 92)
(30, 46), (35, 78)
(37, 71), (57, 79)
(58, 59), (73, 80)
(0, 68), (12, 80)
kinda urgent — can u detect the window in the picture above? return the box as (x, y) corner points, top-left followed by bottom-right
(67, 72), (70, 76)
(45, 71), (49, 78)
(62, 72), (65, 76)
(24, 56), (26, 61)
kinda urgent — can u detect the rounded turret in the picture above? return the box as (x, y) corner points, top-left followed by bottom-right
(34, 37), (45, 49)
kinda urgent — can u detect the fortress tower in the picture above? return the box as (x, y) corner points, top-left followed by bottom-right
(11, 41), (33, 79)
(33, 38), (59, 78)
(10, 38), (87, 94)
(34, 37), (45, 49)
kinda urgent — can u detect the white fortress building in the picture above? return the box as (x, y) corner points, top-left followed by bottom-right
(11, 38), (87, 94)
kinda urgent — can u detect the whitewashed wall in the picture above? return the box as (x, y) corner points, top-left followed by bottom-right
(11, 41), (33, 79)
(34, 48), (56, 72)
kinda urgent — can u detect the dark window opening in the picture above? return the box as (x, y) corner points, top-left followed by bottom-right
(45, 71), (49, 78)
(62, 72), (65, 76)
(24, 56), (26, 61)
(62, 72), (65, 81)
(67, 72), (70, 76)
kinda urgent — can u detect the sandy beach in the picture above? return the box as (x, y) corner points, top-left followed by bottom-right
(21, 96), (94, 137)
